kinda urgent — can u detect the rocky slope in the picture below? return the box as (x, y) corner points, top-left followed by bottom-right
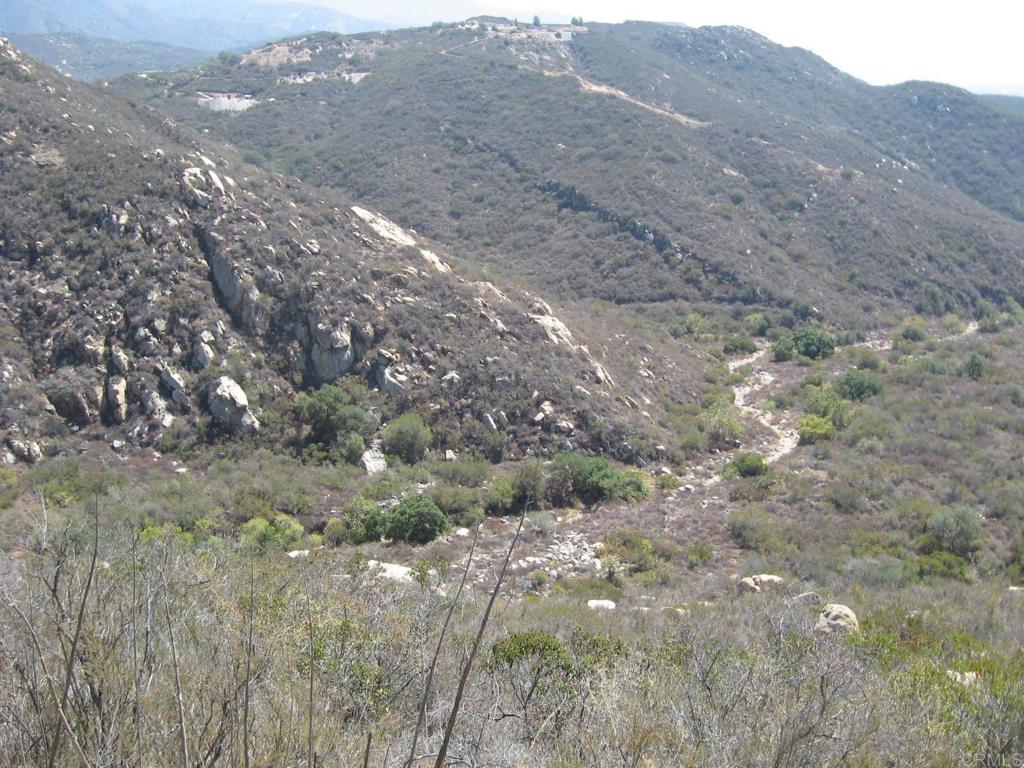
(0, 38), (672, 466)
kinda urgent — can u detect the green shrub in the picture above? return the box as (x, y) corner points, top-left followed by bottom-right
(382, 413), (432, 464)
(429, 484), (483, 526)
(901, 320), (928, 342)
(804, 384), (852, 428)
(792, 328), (836, 359)
(728, 507), (781, 552)
(296, 385), (374, 445)
(772, 336), (796, 362)
(914, 551), (971, 582)
(605, 528), (679, 576)
(923, 505), (982, 558)
(745, 313), (770, 337)
(486, 476), (518, 516)
(239, 514), (304, 552)
(850, 347), (881, 370)
(432, 454), (491, 487)
(837, 370), (885, 401)
(723, 335), (757, 355)
(486, 630), (572, 677)
(963, 352), (986, 381)
(338, 497), (389, 544)
(656, 474), (680, 490)
(726, 452), (768, 478)
(386, 494), (449, 544)
(324, 517), (347, 546)
(684, 542), (713, 567)
(699, 399), (742, 449)
(798, 414), (836, 444)
(546, 453), (649, 507)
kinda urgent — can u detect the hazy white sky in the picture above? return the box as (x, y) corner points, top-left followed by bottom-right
(319, 0), (1024, 93)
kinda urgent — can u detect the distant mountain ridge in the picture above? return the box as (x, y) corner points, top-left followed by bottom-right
(8, 32), (208, 80)
(0, 0), (386, 52)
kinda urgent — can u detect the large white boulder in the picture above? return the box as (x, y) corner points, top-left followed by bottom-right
(207, 376), (259, 434)
(814, 604), (859, 635)
(367, 560), (413, 584)
(737, 574), (785, 594)
(587, 599), (616, 611)
(360, 447), (387, 475)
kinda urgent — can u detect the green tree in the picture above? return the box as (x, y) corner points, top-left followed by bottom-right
(532, 14), (541, 26)
(382, 413), (432, 464)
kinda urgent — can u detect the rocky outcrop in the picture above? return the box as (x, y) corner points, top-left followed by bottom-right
(737, 574), (785, 594)
(160, 366), (190, 409)
(104, 375), (128, 424)
(44, 371), (102, 426)
(366, 560), (413, 583)
(308, 319), (355, 384)
(374, 349), (407, 396)
(192, 339), (216, 370)
(5, 436), (41, 464)
(207, 376), (260, 434)
(587, 599), (616, 610)
(360, 446), (387, 475)
(199, 230), (268, 334)
(814, 604), (859, 635)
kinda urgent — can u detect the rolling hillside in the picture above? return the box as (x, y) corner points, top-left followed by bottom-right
(113, 19), (1024, 328)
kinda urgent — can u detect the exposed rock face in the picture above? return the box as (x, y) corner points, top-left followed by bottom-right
(141, 389), (168, 421)
(104, 375), (128, 424)
(110, 346), (130, 375)
(5, 436), (41, 464)
(737, 574), (785, 594)
(309, 319), (355, 383)
(44, 371), (102, 426)
(360, 446), (387, 475)
(208, 376), (260, 434)
(587, 599), (616, 610)
(814, 604), (859, 635)
(191, 340), (216, 370)
(160, 366), (190, 409)
(200, 230), (268, 334)
(374, 349), (407, 396)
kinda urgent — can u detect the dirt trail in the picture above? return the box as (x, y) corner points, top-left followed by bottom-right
(540, 70), (709, 128)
